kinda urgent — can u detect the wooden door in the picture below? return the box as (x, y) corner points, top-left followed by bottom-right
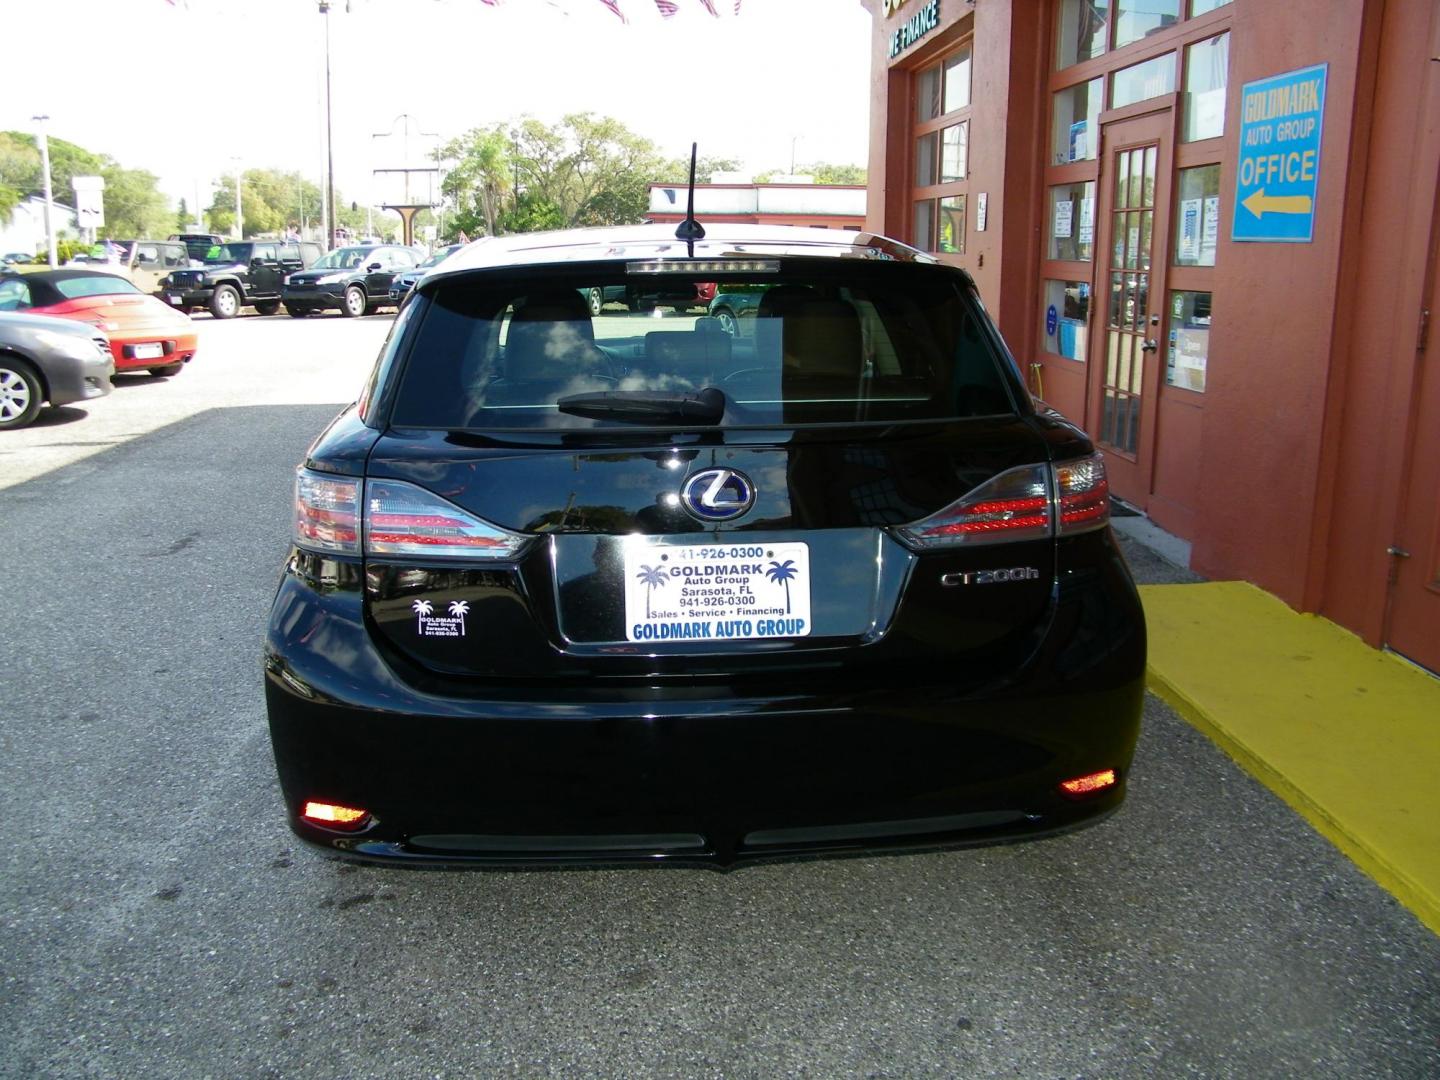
(1088, 110), (1174, 507)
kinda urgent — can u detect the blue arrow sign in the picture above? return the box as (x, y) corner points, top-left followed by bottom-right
(1232, 63), (1328, 243)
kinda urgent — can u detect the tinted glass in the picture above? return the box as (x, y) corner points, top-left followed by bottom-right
(311, 247), (375, 270)
(390, 264), (1015, 430)
(205, 244), (251, 263)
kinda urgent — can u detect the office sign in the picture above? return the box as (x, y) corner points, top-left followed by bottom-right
(1232, 63), (1327, 243)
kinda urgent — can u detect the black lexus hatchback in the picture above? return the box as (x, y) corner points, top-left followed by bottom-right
(264, 223), (1145, 868)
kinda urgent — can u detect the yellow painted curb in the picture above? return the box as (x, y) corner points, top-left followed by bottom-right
(1138, 581), (1440, 936)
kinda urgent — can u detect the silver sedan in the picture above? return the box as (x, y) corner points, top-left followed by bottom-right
(0, 311), (115, 430)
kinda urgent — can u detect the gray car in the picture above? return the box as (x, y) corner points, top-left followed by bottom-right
(0, 311), (115, 430)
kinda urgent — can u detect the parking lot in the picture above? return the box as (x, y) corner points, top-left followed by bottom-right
(2, 313), (1438, 1079)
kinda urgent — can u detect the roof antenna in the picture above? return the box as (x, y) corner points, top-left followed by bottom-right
(674, 142), (705, 257)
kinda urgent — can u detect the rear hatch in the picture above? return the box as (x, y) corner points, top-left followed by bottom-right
(360, 260), (1098, 688)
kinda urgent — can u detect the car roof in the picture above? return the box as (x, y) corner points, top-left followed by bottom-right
(23, 268), (134, 285)
(425, 224), (936, 286)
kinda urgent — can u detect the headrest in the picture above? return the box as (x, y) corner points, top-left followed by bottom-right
(505, 289), (598, 378)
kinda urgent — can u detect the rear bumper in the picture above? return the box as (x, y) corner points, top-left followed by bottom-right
(264, 549), (1146, 869)
(108, 332), (198, 371)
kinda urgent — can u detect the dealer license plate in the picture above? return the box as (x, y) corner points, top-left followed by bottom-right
(167, 294), (183, 306)
(132, 343), (164, 360)
(622, 540), (811, 643)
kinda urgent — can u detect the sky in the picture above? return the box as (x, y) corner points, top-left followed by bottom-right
(1, 0), (875, 214)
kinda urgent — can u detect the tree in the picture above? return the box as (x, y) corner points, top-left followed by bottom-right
(755, 162), (867, 185)
(206, 169), (330, 239)
(657, 154), (743, 184)
(0, 131), (173, 238)
(436, 114), (672, 238)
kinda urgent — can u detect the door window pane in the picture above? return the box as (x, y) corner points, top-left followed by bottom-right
(913, 200), (935, 251)
(916, 64), (941, 122)
(1183, 33), (1229, 141)
(1114, 0), (1179, 49)
(916, 132), (938, 186)
(1190, 0), (1231, 14)
(1174, 164), (1221, 266)
(1111, 53), (1176, 108)
(1167, 290), (1211, 391)
(940, 122), (968, 182)
(1042, 279), (1091, 361)
(1055, 0), (1109, 69)
(938, 196), (966, 254)
(1052, 78), (1103, 164)
(1048, 181), (1096, 261)
(943, 46), (972, 112)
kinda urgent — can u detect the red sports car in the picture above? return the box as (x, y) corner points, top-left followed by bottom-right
(1, 268), (198, 376)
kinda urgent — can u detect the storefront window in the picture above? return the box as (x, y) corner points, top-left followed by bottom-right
(1190, 0), (1232, 14)
(940, 122), (968, 182)
(914, 200), (935, 251)
(1167, 290), (1211, 391)
(1114, 0), (1180, 49)
(1183, 33), (1229, 141)
(1048, 181), (1096, 261)
(916, 65), (942, 122)
(1052, 78), (1103, 164)
(1111, 52), (1176, 109)
(916, 132), (937, 185)
(1055, 0), (1109, 69)
(1042, 280), (1091, 362)
(943, 47), (972, 112)
(938, 196), (966, 254)
(1174, 165), (1220, 266)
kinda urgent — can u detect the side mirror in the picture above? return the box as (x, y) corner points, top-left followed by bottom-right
(366, 261), (383, 272)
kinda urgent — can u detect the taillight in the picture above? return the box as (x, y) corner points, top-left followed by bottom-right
(301, 800), (372, 831)
(364, 477), (529, 559)
(895, 454), (1110, 549)
(1054, 453), (1109, 535)
(295, 469), (360, 554)
(293, 470), (529, 560)
(896, 463), (1052, 548)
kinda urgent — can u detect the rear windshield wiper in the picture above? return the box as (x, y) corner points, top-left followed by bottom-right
(556, 386), (726, 424)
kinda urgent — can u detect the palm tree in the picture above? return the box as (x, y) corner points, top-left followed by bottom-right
(635, 564), (668, 618)
(412, 599), (433, 621)
(766, 559), (798, 614)
(448, 600), (470, 632)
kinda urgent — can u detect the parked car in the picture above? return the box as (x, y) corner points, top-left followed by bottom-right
(159, 240), (323, 319)
(388, 243), (465, 305)
(169, 232), (226, 262)
(0, 310), (114, 430)
(65, 240), (192, 294)
(707, 286), (764, 335)
(577, 280), (716, 316)
(264, 222), (1146, 868)
(1, 269), (197, 377)
(281, 244), (420, 317)
(2, 252), (32, 266)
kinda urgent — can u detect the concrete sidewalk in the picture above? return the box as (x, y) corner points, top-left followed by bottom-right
(1139, 580), (1440, 936)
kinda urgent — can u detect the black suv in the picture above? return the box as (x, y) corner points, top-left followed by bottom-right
(159, 241), (322, 319)
(281, 245), (420, 318)
(264, 223), (1146, 868)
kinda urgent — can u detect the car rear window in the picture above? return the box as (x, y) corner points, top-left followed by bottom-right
(55, 275), (141, 299)
(389, 261), (1019, 430)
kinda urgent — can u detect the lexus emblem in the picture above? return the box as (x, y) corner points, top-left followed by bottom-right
(680, 468), (756, 522)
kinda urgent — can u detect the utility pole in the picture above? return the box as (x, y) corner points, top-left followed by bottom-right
(32, 115), (56, 268)
(232, 157), (244, 240)
(320, 0), (337, 248)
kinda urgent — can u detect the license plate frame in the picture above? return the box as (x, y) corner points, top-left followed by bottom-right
(132, 343), (164, 360)
(622, 540), (812, 643)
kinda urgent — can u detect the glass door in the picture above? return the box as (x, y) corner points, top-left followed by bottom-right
(1089, 110), (1174, 507)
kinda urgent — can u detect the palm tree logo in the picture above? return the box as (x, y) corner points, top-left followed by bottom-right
(766, 559), (798, 614)
(412, 598), (433, 629)
(448, 600), (469, 633)
(635, 564), (668, 618)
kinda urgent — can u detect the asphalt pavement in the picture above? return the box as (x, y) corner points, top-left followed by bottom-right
(1, 314), (1437, 1079)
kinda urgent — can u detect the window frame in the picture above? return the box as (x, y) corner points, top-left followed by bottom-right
(909, 36), (975, 260)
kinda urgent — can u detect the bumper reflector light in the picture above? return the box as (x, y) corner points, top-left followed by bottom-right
(301, 801), (372, 830)
(1058, 769), (1118, 798)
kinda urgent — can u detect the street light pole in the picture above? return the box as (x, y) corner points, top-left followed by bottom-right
(32, 115), (57, 268)
(320, 0), (336, 249)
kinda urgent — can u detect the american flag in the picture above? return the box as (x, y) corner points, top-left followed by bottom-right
(734, 0), (742, 12)
(654, 0), (678, 14)
(597, 0), (627, 20)
(696, 0), (718, 15)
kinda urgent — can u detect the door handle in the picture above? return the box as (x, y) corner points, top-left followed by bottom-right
(1141, 339), (1158, 353)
